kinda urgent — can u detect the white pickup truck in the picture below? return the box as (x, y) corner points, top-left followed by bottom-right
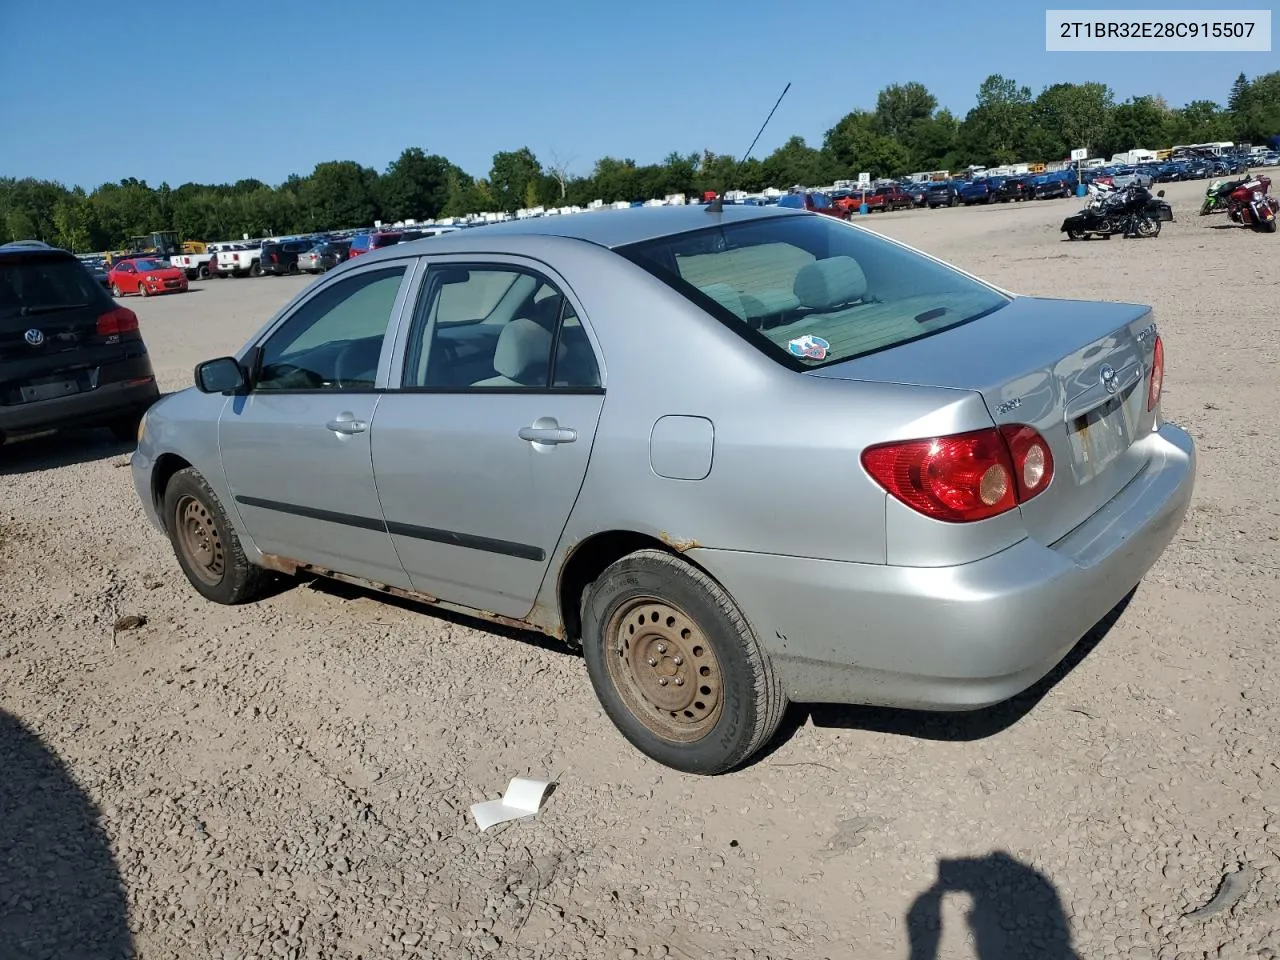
(214, 242), (263, 278)
(170, 248), (217, 280)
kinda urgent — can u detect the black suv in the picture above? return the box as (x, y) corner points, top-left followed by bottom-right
(260, 238), (319, 276)
(0, 241), (160, 444)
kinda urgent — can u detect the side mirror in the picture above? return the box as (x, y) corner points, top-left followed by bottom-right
(194, 356), (247, 394)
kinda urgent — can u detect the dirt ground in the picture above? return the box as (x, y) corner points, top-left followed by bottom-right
(2, 177), (1278, 960)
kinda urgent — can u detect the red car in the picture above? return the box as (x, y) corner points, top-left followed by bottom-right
(108, 257), (189, 297)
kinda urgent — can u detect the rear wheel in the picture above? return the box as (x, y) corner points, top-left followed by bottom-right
(198, 264), (210, 279)
(1136, 216), (1161, 238)
(250, 261), (263, 278)
(1067, 229), (1085, 240)
(581, 549), (786, 775)
(163, 467), (273, 605)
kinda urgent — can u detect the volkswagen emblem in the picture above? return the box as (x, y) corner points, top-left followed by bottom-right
(24, 328), (45, 347)
(1099, 364), (1118, 394)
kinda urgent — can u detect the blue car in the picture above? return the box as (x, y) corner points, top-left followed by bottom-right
(957, 179), (995, 205)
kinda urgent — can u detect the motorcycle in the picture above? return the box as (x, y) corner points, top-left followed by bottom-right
(1061, 185), (1164, 240)
(1201, 175), (1272, 216)
(1225, 179), (1279, 233)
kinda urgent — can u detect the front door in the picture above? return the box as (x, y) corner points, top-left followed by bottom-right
(218, 261), (415, 587)
(370, 260), (605, 618)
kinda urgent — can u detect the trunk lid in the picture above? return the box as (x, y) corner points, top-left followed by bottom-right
(810, 296), (1158, 545)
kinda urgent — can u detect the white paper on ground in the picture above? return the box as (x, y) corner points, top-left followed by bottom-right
(470, 776), (552, 831)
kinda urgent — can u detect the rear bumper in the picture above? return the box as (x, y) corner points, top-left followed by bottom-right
(0, 357), (159, 438)
(689, 422), (1196, 710)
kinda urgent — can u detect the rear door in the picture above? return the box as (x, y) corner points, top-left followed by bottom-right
(370, 256), (606, 618)
(217, 259), (418, 586)
(0, 253), (129, 397)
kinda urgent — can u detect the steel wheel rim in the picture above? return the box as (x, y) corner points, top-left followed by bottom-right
(605, 597), (723, 743)
(175, 494), (224, 586)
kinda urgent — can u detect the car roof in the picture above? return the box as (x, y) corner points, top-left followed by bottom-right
(0, 240), (74, 259)
(361, 203), (803, 264)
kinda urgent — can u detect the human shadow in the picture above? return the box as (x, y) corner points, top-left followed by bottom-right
(749, 589), (1135, 765)
(906, 851), (1079, 959)
(0, 710), (134, 958)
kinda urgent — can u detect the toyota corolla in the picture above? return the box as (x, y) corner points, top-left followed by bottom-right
(130, 205), (1195, 774)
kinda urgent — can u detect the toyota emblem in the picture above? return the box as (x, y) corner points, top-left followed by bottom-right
(1099, 364), (1118, 393)
(24, 328), (45, 347)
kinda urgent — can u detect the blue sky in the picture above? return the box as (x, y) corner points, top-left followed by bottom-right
(1, 0), (1273, 190)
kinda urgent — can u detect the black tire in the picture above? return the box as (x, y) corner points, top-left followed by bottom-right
(249, 261), (263, 278)
(198, 264), (210, 279)
(1067, 229), (1084, 240)
(138, 282), (150, 298)
(580, 549), (786, 775)
(1262, 217), (1278, 233)
(110, 282), (122, 298)
(162, 467), (273, 605)
(107, 409), (144, 443)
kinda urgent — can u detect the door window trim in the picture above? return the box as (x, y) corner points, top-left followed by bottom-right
(239, 257), (423, 396)
(385, 255), (606, 396)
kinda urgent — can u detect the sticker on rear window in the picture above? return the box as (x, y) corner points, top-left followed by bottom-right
(788, 335), (830, 361)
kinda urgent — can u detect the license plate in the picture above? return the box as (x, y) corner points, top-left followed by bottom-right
(20, 379), (79, 403)
(1069, 389), (1137, 476)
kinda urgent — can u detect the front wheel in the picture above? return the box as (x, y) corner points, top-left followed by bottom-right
(1199, 199), (1215, 216)
(163, 467), (274, 605)
(581, 549), (786, 775)
(110, 282), (122, 298)
(138, 283), (150, 298)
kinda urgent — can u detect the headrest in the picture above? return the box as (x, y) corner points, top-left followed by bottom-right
(793, 256), (867, 310)
(494, 318), (552, 381)
(698, 282), (748, 320)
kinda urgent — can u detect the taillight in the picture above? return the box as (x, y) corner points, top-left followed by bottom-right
(861, 425), (1054, 524)
(270, 253), (278, 263)
(1147, 335), (1164, 411)
(234, 253), (240, 261)
(97, 306), (139, 336)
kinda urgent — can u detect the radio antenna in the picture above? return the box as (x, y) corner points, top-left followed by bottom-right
(707, 81), (791, 214)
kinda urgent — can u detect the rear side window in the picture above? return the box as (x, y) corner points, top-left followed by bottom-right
(372, 234), (402, 248)
(0, 255), (109, 320)
(619, 214), (1010, 369)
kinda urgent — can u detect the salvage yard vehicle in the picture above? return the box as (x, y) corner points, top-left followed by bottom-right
(108, 256), (190, 296)
(216, 242), (263, 277)
(1, 240), (159, 444)
(131, 205), (1196, 775)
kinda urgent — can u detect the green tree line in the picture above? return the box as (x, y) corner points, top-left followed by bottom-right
(3, 72), (1277, 252)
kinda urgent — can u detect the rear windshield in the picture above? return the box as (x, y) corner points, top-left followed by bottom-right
(0, 255), (109, 320)
(618, 213), (1009, 368)
(372, 234), (403, 247)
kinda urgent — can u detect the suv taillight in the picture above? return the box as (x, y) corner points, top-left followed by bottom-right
(861, 425), (1054, 523)
(1147, 335), (1164, 411)
(97, 306), (139, 336)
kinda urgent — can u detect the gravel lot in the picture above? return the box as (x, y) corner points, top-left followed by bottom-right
(2, 176), (1278, 960)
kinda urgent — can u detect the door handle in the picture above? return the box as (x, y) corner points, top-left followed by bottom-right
(519, 422), (577, 444)
(326, 415), (368, 435)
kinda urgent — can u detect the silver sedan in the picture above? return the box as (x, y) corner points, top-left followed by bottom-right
(131, 204), (1196, 774)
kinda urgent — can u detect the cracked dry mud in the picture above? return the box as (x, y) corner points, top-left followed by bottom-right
(1, 176), (1277, 960)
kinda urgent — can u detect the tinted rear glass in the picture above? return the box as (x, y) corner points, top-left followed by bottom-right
(0, 255), (110, 320)
(618, 214), (1009, 368)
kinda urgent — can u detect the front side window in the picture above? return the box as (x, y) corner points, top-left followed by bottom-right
(402, 264), (600, 390)
(619, 213), (1009, 368)
(253, 265), (407, 392)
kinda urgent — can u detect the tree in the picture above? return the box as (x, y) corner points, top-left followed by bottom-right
(489, 148), (542, 212)
(300, 161), (379, 230)
(959, 74), (1034, 164)
(825, 112), (911, 178)
(1101, 96), (1172, 156)
(379, 147), (452, 221)
(1228, 72), (1251, 113)
(1031, 82), (1114, 159)
(544, 149), (576, 200)
(874, 82), (938, 150)
(761, 136), (839, 186)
